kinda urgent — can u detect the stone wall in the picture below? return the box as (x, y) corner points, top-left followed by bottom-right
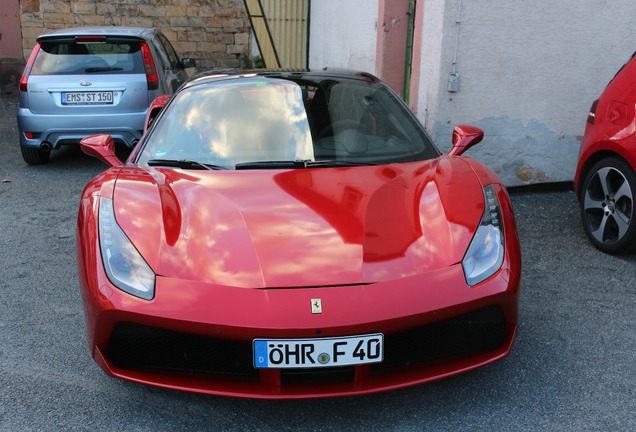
(19, 0), (251, 72)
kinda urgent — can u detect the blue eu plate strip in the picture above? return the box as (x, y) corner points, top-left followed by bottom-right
(253, 340), (268, 367)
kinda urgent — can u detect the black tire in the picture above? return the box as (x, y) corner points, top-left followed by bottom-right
(580, 157), (636, 254)
(20, 145), (50, 165)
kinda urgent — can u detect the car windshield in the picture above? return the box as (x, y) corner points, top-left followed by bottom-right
(32, 41), (144, 75)
(136, 75), (439, 168)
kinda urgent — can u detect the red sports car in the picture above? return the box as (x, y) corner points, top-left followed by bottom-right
(76, 69), (521, 399)
(575, 52), (636, 254)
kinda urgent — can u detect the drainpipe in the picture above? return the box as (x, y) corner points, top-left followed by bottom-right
(448, 0), (462, 93)
(403, 0), (416, 104)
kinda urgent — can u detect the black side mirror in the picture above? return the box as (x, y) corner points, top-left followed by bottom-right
(181, 58), (196, 69)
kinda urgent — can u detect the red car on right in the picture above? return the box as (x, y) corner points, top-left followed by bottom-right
(575, 52), (636, 254)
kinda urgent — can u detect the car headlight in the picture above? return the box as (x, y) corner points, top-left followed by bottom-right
(98, 197), (155, 300)
(462, 185), (505, 286)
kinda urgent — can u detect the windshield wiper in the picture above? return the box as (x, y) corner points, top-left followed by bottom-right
(234, 159), (379, 170)
(85, 67), (124, 73)
(147, 159), (228, 170)
(304, 159), (379, 167)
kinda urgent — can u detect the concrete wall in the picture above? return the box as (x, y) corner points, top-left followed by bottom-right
(421, 0), (636, 186)
(308, 0), (377, 73)
(310, 0), (636, 186)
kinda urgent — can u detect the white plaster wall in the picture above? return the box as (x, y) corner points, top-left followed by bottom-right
(309, 0), (636, 186)
(416, 0), (446, 129)
(308, 0), (378, 73)
(419, 0), (636, 186)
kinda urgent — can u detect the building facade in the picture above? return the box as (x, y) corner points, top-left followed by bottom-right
(5, 0), (634, 186)
(310, 0), (636, 186)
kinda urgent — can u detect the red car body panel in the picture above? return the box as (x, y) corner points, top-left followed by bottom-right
(87, 267), (517, 399)
(108, 158), (479, 287)
(575, 138), (636, 197)
(574, 54), (636, 196)
(77, 158), (521, 399)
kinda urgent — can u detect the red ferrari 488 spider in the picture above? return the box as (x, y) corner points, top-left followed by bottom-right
(76, 68), (521, 399)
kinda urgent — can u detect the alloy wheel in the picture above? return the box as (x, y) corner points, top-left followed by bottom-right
(582, 161), (634, 251)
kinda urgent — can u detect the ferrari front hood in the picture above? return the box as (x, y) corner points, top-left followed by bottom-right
(112, 158), (485, 288)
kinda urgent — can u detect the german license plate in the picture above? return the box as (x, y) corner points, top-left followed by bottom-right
(253, 334), (383, 368)
(62, 91), (113, 105)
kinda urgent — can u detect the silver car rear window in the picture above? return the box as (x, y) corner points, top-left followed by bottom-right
(31, 41), (144, 75)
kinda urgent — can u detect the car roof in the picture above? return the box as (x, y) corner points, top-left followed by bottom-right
(37, 26), (156, 42)
(181, 68), (381, 91)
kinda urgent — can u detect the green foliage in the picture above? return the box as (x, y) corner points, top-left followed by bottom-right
(240, 54), (265, 69)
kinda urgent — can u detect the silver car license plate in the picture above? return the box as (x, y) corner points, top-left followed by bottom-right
(62, 91), (113, 105)
(253, 333), (383, 368)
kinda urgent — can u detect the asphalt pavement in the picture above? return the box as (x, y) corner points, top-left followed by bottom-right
(0, 95), (634, 431)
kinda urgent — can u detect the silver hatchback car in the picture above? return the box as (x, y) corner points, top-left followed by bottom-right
(17, 26), (195, 164)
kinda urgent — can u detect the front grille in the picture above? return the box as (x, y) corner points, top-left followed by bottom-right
(105, 306), (507, 382)
(107, 324), (258, 378)
(281, 366), (355, 386)
(375, 305), (507, 371)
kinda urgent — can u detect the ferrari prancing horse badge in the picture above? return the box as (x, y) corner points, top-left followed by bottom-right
(311, 298), (322, 314)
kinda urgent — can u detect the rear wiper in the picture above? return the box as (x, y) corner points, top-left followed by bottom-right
(85, 67), (124, 73)
(147, 159), (228, 170)
(234, 159), (379, 170)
